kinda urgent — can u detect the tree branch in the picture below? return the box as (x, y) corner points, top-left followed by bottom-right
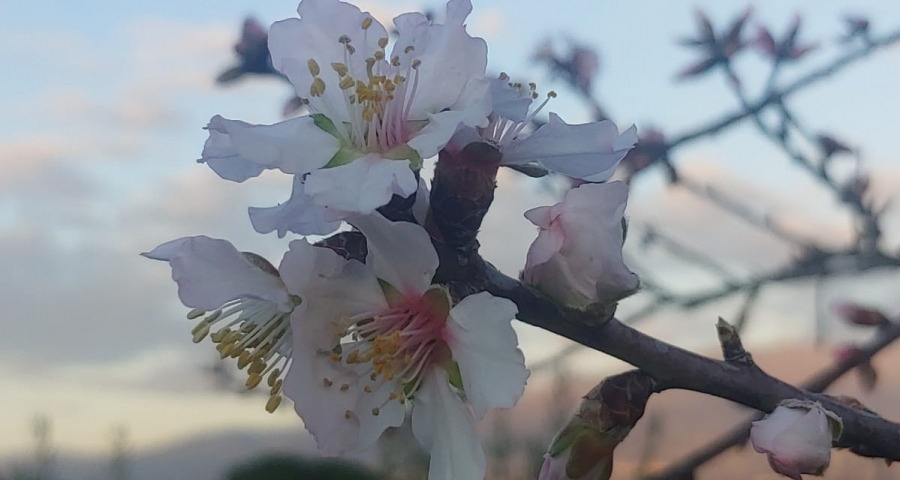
(479, 262), (900, 462)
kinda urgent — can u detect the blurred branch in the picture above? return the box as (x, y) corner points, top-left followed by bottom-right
(642, 315), (900, 480)
(480, 263), (900, 462)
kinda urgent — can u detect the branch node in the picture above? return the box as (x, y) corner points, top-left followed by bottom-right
(716, 317), (755, 366)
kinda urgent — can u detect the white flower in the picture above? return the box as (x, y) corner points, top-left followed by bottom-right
(250, 0), (489, 216)
(750, 401), (842, 480)
(280, 213), (528, 480)
(449, 76), (637, 181)
(523, 182), (639, 308)
(199, 115), (343, 237)
(143, 236), (300, 413)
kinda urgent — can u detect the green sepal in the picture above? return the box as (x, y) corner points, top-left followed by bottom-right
(312, 114), (340, 137)
(324, 144), (364, 168)
(548, 419), (588, 457)
(378, 279), (405, 307)
(445, 361), (464, 391)
(383, 143), (423, 170)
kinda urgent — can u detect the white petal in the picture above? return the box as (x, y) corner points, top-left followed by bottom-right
(522, 209), (564, 284)
(198, 127), (266, 182)
(407, 77), (492, 159)
(143, 236), (291, 312)
(392, 0), (487, 120)
(503, 113), (637, 181)
(751, 406), (805, 453)
(348, 213), (438, 296)
(446, 292), (528, 419)
(268, 0), (388, 125)
(249, 176), (342, 237)
(279, 239), (387, 318)
(285, 307), (363, 456)
(489, 77), (533, 123)
(204, 115), (340, 175)
(411, 368), (486, 480)
(304, 153), (418, 215)
(353, 379), (406, 450)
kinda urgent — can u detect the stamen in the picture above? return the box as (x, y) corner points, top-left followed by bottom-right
(307, 59), (320, 76)
(361, 17), (373, 30)
(378, 37), (389, 49)
(265, 395), (282, 413)
(187, 308), (205, 320)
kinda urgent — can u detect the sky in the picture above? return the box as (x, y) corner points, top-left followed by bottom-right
(1, 0), (900, 464)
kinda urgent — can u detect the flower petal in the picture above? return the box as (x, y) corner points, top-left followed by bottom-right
(279, 239), (387, 317)
(751, 405), (804, 453)
(249, 176), (342, 237)
(285, 307), (364, 456)
(304, 153), (418, 215)
(522, 207), (564, 284)
(347, 213), (438, 296)
(203, 115), (339, 176)
(198, 126), (265, 182)
(268, 0), (388, 125)
(503, 113), (637, 181)
(392, 0), (488, 120)
(353, 379), (406, 450)
(407, 77), (492, 159)
(411, 368), (486, 480)
(446, 292), (528, 419)
(142, 236), (291, 312)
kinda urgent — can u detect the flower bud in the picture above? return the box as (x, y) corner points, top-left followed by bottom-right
(540, 371), (653, 480)
(750, 400), (842, 480)
(832, 302), (889, 327)
(524, 182), (639, 309)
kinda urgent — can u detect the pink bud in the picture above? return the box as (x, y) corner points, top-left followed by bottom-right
(751, 401), (842, 480)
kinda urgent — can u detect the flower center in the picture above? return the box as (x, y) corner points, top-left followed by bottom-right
(482, 73), (556, 149)
(306, 17), (425, 155)
(187, 295), (298, 414)
(321, 287), (450, 417)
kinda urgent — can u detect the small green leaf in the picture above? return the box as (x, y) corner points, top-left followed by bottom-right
(312, 114), (340, 137)
(445, 361), (464, 391)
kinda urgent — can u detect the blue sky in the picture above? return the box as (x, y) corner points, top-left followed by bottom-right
(1, 0), (899, 459)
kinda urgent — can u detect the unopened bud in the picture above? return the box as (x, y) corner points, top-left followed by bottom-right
(832, 302), (889, 327)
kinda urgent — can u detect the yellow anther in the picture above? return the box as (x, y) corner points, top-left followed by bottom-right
(391, 56), (401, 67)
(384, 370), (394, 381)
(403, 354), (412, 365)
(229, 348), (242, 359)
(529, 82), (537, 90)
(323, 378), (334, 388)
(399, 395), (406, 405)
(265, 395), (282, 413)
(404, 45), (415, 54)
(268, 369), (281, 387)
(237, 351), (252, 369)
(191, 324), (209, 343)
(310, 77), (326, 97)
(344, 410), (353, 419)
(378, 37), (389, 49)
(345, 44), (356, 55)
(308, 59), (320, 76)
(246, 373), (263, 390)
(370, 372), (378, 381)
(338, 35), (352, 45)
(240, 323), (255, 333)
(532, 92), (539, 99)
(339, 76), (355, 90)
(187, 308), (205, 320)
(364, 385), (373, 393)
(361, 17), (373, 30)
(389, 392), (398, 400)
(394, 74), (405, 84)
(374, 51), (385, 61)
(329, 352), (342, 362)
(340, 384), (350, 392)
(411, 59), (421, 69)
(498, 72), (509, 80)
(248, 361), (267, 375)
(548, 91), (558, 98)
(210, 329), (230, 343)
(270, 379), (283, 395)
(218, 344), (234, 359)
(371, 407), (380, 416)
(346, 350), (360, 364)
(204, 310), (222, 323)
(331, 62), (349, 77)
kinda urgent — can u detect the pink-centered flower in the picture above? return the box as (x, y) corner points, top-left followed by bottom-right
(143, 236), (300, 413)
(280, 213), (528, 480)
(449, 76), (637, 181)
(200, 0), (491, 228)
(524, 182), (639, 308)
(750, 400), (842, 480)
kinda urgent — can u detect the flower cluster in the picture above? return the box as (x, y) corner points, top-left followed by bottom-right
(145, 0), (640, 478)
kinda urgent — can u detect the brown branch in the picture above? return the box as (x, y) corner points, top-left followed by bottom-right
(643, 316), (900, 480)
(479, 263), (900, 462)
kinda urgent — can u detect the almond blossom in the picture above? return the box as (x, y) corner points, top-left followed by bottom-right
(143, 236), (300, 412)
(524, 182), (639, 308)
(280, 213), (528, 480)
(750, 400), (842, 480)
(448, 76), (637, 181)
(199, 0), (491, 231)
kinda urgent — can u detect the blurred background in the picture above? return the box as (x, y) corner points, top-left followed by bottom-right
(2, 0), (899, 479)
